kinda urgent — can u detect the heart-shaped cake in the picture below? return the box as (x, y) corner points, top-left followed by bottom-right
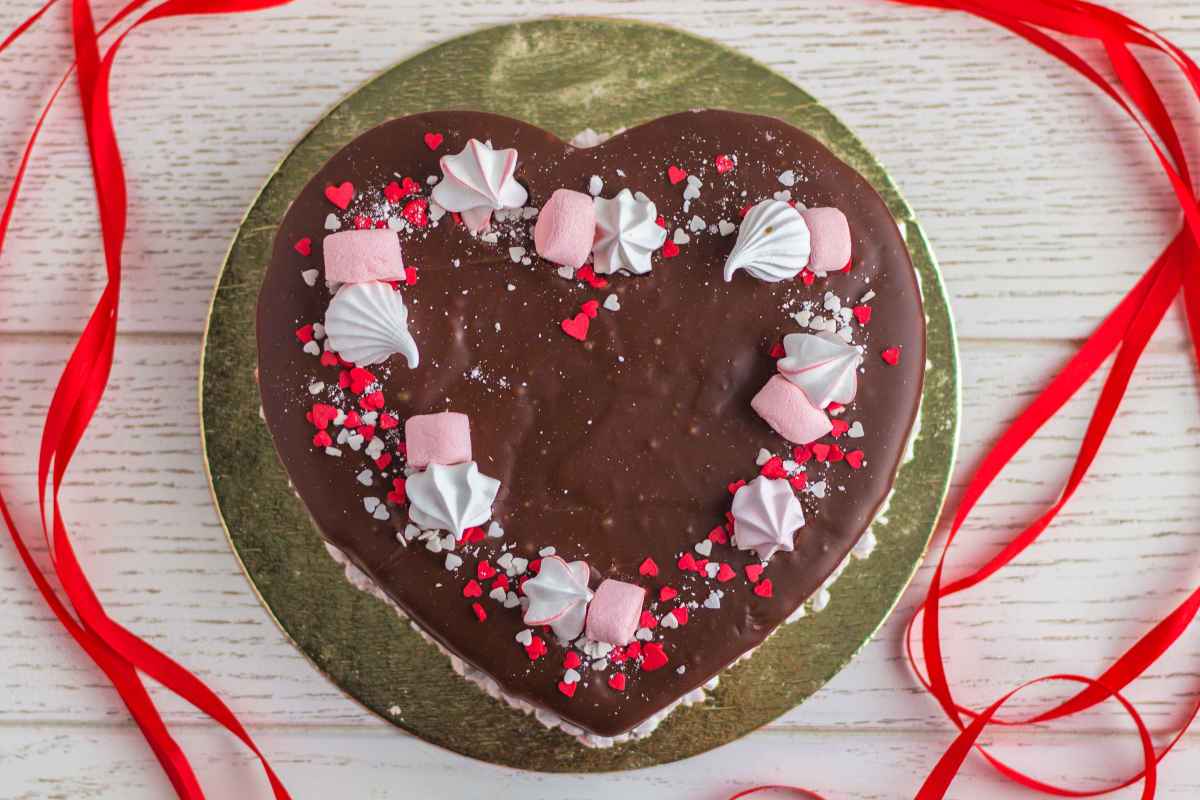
(256, 110), (924, 745)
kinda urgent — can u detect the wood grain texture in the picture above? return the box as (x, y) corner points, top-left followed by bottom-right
(1, 0), (1199, 797)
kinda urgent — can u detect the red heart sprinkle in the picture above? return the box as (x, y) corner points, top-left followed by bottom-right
(846, 450), (865, 470)
(830, 419), (850, 438)
(387, 477), (407, 505)
(789, 473), (808, 491)
(491, 574), (510, 591)
(384, 181), (404, 204)
(739, 203), (753, 218)
(379, 413), (399, 430)
(760, 456), (788, 479)
(714, 154), (735, 174)
(745, 563), (764, 583)
(791, 444), (813, 463)
(753, 579), (774, 598)
(423, 132), (444, 150)
(365, 391), (385, 410)
(769, 340), (786, 359)
(811, 443), (831, 462)
(349, 367), (376, 394)
(853, 304), (872, 325)
(671, 607), (689, 625)
(659, 586), (678, 602)
(312, 431), (332, 448)
(306, 403), (337, 429)
(319, 351), (340, 367)
(661, 240), (680, 259)
(677, 552), (699, 572)
(561, 312), (590, 341)
(640, 642), (669, 671)
(827, 402), (843, 413)
(881, 346), (901, 365)
(667, 165), (687, 185)
(357, 425), (376, 441)
(563, 651), (582, 670)
(405, 266), (419, 286)
(343, 410), (362, 428)
(374, 452), (392, 470)
(324, 181), (354, 210)
(608, 673), (626, 691)
(716, 563), (737, 583)
(374, 219), (387, 229)
(462, 526), (484, 544)
(707, 525), (728, 544)
(828, 444), (844, 462)
(525, 636), (547, 661)
(462, 580), (482, 598)
(295, 323), (315, 343)
(353, 214), (372, 230)
(639, 610), (657, 629)
(293, 237), (312, 256)
(576, 264), (609, 288)
(638, 558), (659, 577)
(625, 642), (642, 660)
(581, 299), (600, 319)
(557, 681), (577, 698)
(471, 602), (487, 622)
(727, 479), (747, 495)
(655, 215), (666, 229)
(477, 560), (496, 580)
(800, 268), (816, 286)
(402, 198), (429, 227)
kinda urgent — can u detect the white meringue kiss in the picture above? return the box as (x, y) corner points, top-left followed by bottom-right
(723, 199), (812, 283)
(324, 281), (419, 368)
(777, 331), (862, 408)
(405, 461), (500, 539)
(731, 475), (806, 562)
(522, 555), (592, 641)
(592, 188), (667, 275)
(430, 139), (528, 233)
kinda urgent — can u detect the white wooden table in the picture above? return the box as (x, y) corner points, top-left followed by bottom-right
(2, 1), (1199, 797)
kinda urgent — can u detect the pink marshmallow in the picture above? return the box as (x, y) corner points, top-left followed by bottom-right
(751, 375), (832, 445)
(323, 229), (405, 285)
(534, 189), (596, 268)
(404, 412), (472, 468)
(584, 579), (645, 646)
(801, 207), (852, 275)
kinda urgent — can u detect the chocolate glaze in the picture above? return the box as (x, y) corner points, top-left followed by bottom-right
(256, 110), (925, 738)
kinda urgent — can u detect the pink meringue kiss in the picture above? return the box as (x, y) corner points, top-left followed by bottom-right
(404, 411), (472, 468)
(800, 207), (852, 275)
(584, 578), (646, 646)
(751, 374), (832, 445)
(533, 189), (596, 269)
(322, 229), (405, 285)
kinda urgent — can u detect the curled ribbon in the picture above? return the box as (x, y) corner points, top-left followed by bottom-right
(2, 1), (1199, 799)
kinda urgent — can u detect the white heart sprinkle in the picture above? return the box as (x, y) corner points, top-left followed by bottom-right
(404, 524), (421, 541)
(603, 294), (620, 312)
(848, 421), (865, 438)
(683, 184), (701, 201)
(372, 505), (391, 521)
(694, 539), (713, 557)
(301, 269), (319, 287)
(365, 437), (385, 460)
(635, 627), (653, 641)
(386, 216), (405, 230)
(356, 469), (373, 486)
(563, 668), (581, 684)
(425, 537), (444, 554)
(718, 219), (736, 236)
(497, 552), (514, 569)
(688, 215), (706, 232)
(557, 266), (576, 280)
(686, 174), (702, 187)
(312, 322), (325, 339)
(489, 587), (507, 602)
(508, 246), (526, 263)
(509, 557), (529, 575)
(302, 341), (321, 356)
(444, 553), (463, 571)
(347, 434), (364, 452)
(588, 175), (604, 196)
(503, 592), (520, 609)
(705, 562), (721, 578)
(487, 521), (505, 539)
(592, 659), (608, 671)
(778, 169), (796, 187)
(810, 480), (828, 499)
(363, 497), (381, 513)
(539, 546), (557, 557)
(673, 228), (690, 245)
(773, 189), (792, 202)
(755, 448), (772, 466)
(360, 411), (378, 425)
(308, 381), (325, 395)
(428, 203), (446, 222)
(703, 591), (723, 610)
(515, 629), (533, 646)
(659, 614), (679, 629)
(324, 213), (341, 231)
(324, 447), (342, 457)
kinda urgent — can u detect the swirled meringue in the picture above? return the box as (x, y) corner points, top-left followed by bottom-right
(731, 475), (806, 562)
(777, 331), (862, 408)
(430, 139), (528, 233)
(324, 281), (419, 368)
(592, 188), (668, 275)
(723, 199), (812, 282)
(405, 461), (500, 539)
(522, 555), (593, 641)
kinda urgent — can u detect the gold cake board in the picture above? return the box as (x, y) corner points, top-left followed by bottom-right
(200, 17), (959, 772)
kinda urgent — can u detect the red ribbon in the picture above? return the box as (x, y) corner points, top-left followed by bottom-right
(2, 1), (1199, 798)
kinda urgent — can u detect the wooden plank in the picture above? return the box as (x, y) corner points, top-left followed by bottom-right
(1, 337), (1197, 734)
(1, 724), (1196, 799)
(0, 0), (1196, 340)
